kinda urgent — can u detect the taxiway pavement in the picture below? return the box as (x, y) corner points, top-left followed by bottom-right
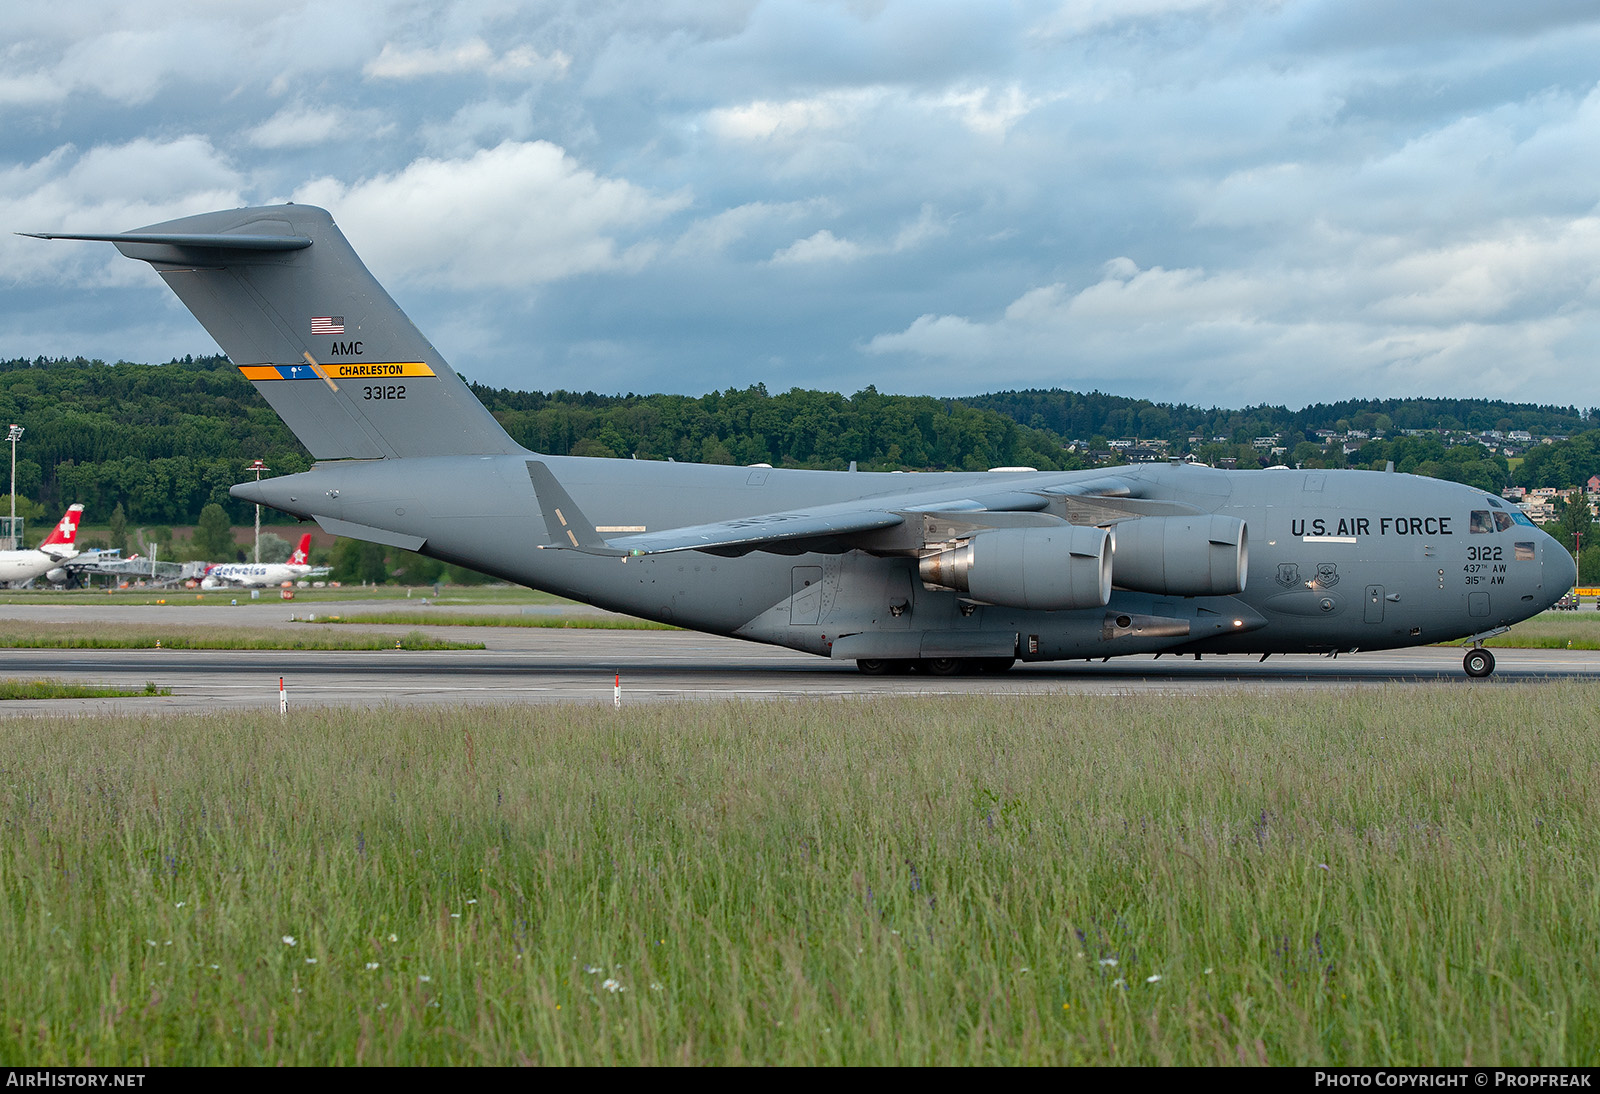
(0, 597), (1596, 717)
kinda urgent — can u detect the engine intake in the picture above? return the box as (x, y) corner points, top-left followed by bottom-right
(918, 525), (1111, 611)
(1110, 514), (1247, 596)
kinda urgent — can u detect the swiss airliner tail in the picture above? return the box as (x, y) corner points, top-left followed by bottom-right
(40, 504), (84, 552)
(289, 533), (312, 566)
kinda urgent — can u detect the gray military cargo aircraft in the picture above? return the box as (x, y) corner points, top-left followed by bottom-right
(28, 205), (1575, 677)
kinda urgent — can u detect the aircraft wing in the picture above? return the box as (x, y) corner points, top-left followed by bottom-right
(528, 460), (1134, 558)
(598, 508), (909, 557)
(61, 550), (118, 567)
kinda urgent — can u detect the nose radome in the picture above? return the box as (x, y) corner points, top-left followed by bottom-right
(1546, 533), (1578, 596)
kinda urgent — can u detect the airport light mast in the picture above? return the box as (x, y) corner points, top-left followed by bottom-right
(249, 459), (270, 563)
(7, 424), (22, 550)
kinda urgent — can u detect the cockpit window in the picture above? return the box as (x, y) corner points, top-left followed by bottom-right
(1470, 510), (1493, 533)
(1511, 510), (1536, 528)
(1493, 511), (1514, 532)
(1487, 496), (1503, 508)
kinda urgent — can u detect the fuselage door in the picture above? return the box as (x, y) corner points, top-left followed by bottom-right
(1364, 584), (1384, 623)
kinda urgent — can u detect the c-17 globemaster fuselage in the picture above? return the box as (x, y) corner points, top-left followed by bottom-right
(28, 205), (1575, 677)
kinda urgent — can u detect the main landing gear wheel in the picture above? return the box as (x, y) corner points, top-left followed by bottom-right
(857, 658), (914, 675)
(1463, 647), (1495, 678)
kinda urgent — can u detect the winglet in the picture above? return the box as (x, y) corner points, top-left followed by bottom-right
(526, 461), (627, 556)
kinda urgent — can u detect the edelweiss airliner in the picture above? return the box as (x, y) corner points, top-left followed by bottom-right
(28, 206), (1575, 677)
(200, 533), (326, 588)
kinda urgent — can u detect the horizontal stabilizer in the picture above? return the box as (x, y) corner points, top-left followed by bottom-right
(19, 231), (312, 251)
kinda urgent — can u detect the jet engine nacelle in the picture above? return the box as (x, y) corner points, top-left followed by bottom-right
(1110, 514), (1248, 596)
(45, 567), (68, 584)
(918, 525), (1111, 610)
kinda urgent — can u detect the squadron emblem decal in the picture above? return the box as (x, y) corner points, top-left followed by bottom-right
(1275, 562), (1301, 588)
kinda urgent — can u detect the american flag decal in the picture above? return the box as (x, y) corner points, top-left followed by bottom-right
(311, 316), (345, 335)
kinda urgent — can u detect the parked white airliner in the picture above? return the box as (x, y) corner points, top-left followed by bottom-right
(0, 504), (85, 586)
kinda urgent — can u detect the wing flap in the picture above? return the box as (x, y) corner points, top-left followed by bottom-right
(601, 509), (906, 557)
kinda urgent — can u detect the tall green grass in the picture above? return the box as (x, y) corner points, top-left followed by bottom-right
(1, 687), (1595, 1065)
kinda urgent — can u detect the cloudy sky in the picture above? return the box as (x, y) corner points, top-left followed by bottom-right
(3, 0), (1599, 410)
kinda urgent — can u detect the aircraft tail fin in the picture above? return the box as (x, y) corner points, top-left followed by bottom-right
(289, 532), (312, 566)
(28, 206), (521, 461)
(40, 504), (84, 553)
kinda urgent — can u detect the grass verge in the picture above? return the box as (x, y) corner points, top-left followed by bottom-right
(294, 611), (675, 630)
(0, 624), (482, 651)
(0, 679), (169, 700)
(1447, 611), (1600, 649)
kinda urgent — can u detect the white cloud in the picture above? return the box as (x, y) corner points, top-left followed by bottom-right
(1031, 0), (1237, 40)
(771, 205), (947, 265)
(0, 2), (388, 105)
(1, 138), (243, 285)
(418, 95), (540, 157)
(364, 38), (570, 81)
(668, 200), (825, 260)
(772, 229), (863, 265)
(706, 90), (879, 142)
(291, 141), (690, 289)
(938, 85), (1060, 137)
(246, 105), (391, 149)
(867, 215), (1600, 405)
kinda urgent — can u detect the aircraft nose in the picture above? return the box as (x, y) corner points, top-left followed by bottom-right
(1545, 532), (1577, 597)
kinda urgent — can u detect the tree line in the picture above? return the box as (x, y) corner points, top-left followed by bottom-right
(3, 354), (1597, 538)
(963, 389), (1593, 445)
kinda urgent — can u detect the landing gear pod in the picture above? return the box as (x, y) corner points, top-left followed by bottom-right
(1110, 515), (1248, 596)
(919, 525), (1111, 611)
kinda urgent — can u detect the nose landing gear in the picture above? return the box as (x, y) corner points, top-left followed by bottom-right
(1463, 646), (1495, 678)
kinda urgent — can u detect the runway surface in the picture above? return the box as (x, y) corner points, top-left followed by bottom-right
(1, 597), (1597, 716)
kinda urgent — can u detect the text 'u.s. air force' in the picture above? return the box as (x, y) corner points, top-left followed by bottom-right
(1293, 516), (1454, 538)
